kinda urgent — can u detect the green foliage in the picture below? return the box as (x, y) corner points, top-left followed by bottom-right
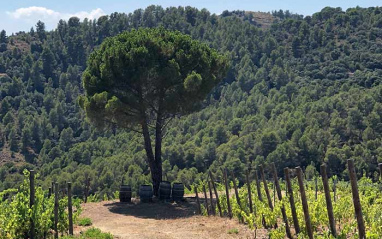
(197, 174), (382, 238)
(87, 193), (101, 203)
(227, 228), (239, 234)
(80, 27), (228, 129)
(61, 227), (113, 239)
(112, 191), (119, 200)
(80, 27), (228, 193)
(82, 228), (113, 239)
(0, 170), (81, 238)
(78, 217), (93, 226)
(0, 5), (382, 198)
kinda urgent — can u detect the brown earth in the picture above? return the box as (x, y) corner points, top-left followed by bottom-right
(78, 198), (268, 239)
(0, 148), (25, 166)
(246, 11), (276, 29)
(7, 38), (31, 52)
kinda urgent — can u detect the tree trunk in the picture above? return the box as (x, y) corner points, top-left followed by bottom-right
(140, 111), (163, 196)
(150, 155), (162, 196)
(153, 112), (163, 196)
(141, 120), (157, 194)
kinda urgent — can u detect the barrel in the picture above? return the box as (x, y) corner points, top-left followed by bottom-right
(159, 181), (171, 200)
(119, 185), (132, 202)
(172, 183), (184, 201)
(139, 185), (153, 203)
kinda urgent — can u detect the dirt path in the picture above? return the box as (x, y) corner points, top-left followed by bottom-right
(79, 198), (267, 239)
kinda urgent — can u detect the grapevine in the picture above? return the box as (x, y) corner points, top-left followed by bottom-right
(0, 170), (81, 238)
(197, 172), (382, 238)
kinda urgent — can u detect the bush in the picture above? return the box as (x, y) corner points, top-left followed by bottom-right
(0, 170), (81, 238)
(227, 228), (239, 234)
(83, 228), (113, 239)
(78, 217), (92, 226)
(61, 227), (113, 239)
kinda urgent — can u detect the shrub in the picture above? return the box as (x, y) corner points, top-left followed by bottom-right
(83, 228), (113, 239)
(227, 228), (239, 234)
(78, 217), (92, 226)
(61, 227), (113, 239)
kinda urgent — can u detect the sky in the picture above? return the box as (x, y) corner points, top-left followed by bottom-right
(1, 0), (381, 34)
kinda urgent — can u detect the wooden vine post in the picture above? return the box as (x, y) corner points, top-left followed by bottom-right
(379, 163), (382, 182)
(320, 164), (336, 237)
(209, 171), (223, 217)
(231, 171), (243, 222)
(254, 169), (263, 201)
(68, 182), (74, 235)
(224, 168), (232, 219)
(273, 183), (276, 207)
(255, 168), (268, 228)
(231, 171), (242, 209)
(84, 177), (90, 203)
(246, 170), (253, 214)
(284, 167), (300, 234)
(194, 186), (202, 215)
(29, 170), (35, 239)
(333, 178), (337, 202)
(202, 184), (210, 216)
(63, 180), (67, 197)
(315, 176), (318, 200)
(208, 180), (215, 215)
(54, 182), (59, 239)
(271, 164), (292, 238)
(296, 167), (314, 239)
(347, 159), (366, 239)
(259, 165), (273, 210)
(45, 185), (49, 239)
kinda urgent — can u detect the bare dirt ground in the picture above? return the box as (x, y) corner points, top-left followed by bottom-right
(78, 197), (268, 239)
(0, 148), (25, 166)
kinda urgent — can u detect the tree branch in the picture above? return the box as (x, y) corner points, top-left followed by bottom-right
(102, 117), (143, 134)
(161, 117), (174, 131)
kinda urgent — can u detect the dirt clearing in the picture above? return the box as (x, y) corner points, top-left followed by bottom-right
(78, 198), (267, 239)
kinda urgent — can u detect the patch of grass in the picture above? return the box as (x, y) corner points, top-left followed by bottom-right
(83, 228), (113, 239)
(227, 228), (239, 234)
(78, 217), (93, 226)
(61, 228), (113, 239)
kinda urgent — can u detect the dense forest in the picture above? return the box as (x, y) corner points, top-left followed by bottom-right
(1, 5), (382, 198)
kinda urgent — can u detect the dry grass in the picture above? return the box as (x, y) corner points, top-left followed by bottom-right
(8, 38), (30, 52)
(0, 148), (25, 166)
(245, 11), (276, 29)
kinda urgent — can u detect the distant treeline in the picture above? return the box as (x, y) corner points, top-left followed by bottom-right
(0, 5), (382, 198)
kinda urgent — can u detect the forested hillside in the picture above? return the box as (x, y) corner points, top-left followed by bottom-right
(1, 6), (382, 198)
